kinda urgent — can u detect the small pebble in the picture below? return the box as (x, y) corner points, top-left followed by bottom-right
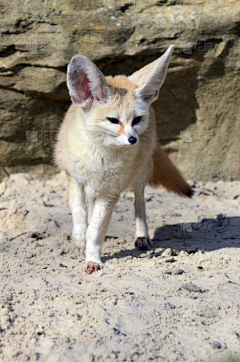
(179, 250), (188, 257)
(212, 341), (222, 350)
(172, 268), (184, 275)
(196, 306), (218, 318)
(163, 257), (175, 263)
(163, 270), (172, 275)
(161, 248), (173, 257)
(186, 246), (198, 254)
(164, 302), (176, 309)
(183, 283), (203, 293)
(154, 250), (163, 257)
(172, 249), (180, 256)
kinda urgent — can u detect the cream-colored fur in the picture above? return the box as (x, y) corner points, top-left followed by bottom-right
(54, 45), (192, 272)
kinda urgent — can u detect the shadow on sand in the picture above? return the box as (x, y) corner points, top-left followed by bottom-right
(102, 215), (240, 262)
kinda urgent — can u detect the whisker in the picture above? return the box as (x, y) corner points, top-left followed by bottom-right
(87, 127), (118, 138)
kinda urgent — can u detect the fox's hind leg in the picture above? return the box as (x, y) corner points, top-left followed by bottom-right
(133, 172), (153, 251)
(68, 176), (87, 254)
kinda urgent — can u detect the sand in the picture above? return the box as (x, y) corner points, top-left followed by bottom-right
(0, 171), (240, 362)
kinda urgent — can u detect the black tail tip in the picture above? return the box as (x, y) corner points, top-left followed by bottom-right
(186, 187), (194, 198)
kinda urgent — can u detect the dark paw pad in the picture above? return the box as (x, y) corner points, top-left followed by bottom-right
(134, 237), (153, 250)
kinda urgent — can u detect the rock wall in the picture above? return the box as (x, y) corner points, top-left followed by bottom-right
(0, 0), (239, 181)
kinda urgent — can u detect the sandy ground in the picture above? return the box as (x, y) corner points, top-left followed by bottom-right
(0, 171), (240, 362)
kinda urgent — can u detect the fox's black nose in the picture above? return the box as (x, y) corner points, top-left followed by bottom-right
(128, 136), (137, 145)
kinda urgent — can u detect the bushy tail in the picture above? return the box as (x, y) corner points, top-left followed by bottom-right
(148, 143), (193, 197)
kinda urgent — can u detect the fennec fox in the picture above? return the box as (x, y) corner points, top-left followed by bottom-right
(54, 45), (192, 273)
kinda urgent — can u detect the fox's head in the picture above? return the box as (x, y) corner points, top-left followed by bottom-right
(67, 45), (174, 148)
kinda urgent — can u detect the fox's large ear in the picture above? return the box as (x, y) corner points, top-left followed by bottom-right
(129, 45), (174, 105)
(67, 55), (111, 107)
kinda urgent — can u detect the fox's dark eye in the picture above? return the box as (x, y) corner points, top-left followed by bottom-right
(132, 116), (141, 126)
(107, 117), (120, 125)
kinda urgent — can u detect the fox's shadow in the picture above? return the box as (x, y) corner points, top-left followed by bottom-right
(102, 216), (240, 262)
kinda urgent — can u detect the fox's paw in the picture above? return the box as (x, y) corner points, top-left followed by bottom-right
(85, 261), (105, 274)
(134, 237), (153, 251)
(72, 229), (86, 255)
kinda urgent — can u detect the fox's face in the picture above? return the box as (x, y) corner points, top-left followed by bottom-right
(67, 46), (174, 148)
(83, 76), (150, 148)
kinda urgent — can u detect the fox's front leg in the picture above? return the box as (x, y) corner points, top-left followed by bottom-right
(85, 195), (119, 272)
(68, 177), (87, 254)
(133, 182), (153, 250)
